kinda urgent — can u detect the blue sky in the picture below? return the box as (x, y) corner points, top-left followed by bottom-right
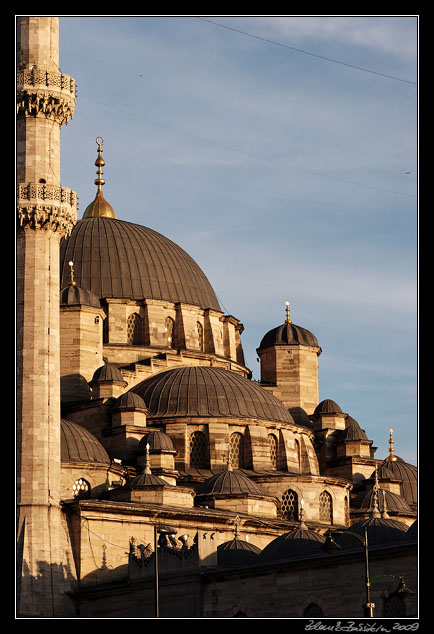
(57, 15), (418, 465)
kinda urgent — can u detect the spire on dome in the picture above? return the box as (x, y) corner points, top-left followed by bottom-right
(386, 427), (398, 462)
(285, 300), (292, 324)
(82, 137), (117, 219)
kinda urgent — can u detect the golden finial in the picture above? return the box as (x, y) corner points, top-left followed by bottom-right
(386, 427), (397, 462)
(82, 137), (117, 219)
(285, 300), (292, 324)
(68, 260), (76, 286)
(94, 136), (105, 193)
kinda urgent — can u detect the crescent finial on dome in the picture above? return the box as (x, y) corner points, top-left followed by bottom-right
(82, 137), (117, 219)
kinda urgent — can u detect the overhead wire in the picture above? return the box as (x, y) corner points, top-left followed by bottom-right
(195, 16), (417, 86)
(79, 94), (416, 199)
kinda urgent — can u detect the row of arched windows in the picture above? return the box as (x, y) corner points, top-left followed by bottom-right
(189, 430), (300, 471)
(103, 313), (206, 350)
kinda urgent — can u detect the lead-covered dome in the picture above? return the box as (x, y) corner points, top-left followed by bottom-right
(258, 322), (320, 351)
(260, 523), (325, 562)
(60, 418), (110, 464)
(130, 366), (295, 423)
(59, 217), (221, 310)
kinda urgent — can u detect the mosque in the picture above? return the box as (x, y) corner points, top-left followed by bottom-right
(16, 16), (417, 619)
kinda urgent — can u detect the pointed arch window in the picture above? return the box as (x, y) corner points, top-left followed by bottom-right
(197, 321), (204, 351)
(127, 312), (142, 345)
(319, 490), (333, 523)
(165, 317), (175, 348)
(281, 488), (299, 521)
(229, 432), (245, 468)
(189, 431), (208, 468)
(268, 433), (278, 469)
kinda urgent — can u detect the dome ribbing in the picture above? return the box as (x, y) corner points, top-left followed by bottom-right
(60, 419), (110, 464)
(130, 366), (295, 423)
(60, 217), (221, 310)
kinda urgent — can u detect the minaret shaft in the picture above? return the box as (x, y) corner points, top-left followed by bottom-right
(16, 16), (76, 617)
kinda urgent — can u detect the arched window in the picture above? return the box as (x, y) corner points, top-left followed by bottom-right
(268, 433), (277, 469)
(127, 312), (142, 345)
(189, 431), (208, 468)
(303, 603), (324, 617)
(102, 316), (109, 344)
(295, 439), (301, 471)
(281, 488), (299, 521)
(229, 432), (244, 468)
(165, 317), (175, 348)
(72, 478), (90, 499)
(319, 490), (333, 523)
(197, 321), (204, 351)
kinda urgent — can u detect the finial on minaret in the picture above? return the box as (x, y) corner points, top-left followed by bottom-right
(386, 427), (397, 462)
(68, 261), (76, 286)
(82, 137), (117, 219)
(285, 300), (292, 324)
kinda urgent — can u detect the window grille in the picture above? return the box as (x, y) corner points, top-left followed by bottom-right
(268, 433), (277, 469)
(229, 432), (244, 468)
(319, 490), (333, 523)
(189, 431), (208, 468)
(197, 321), (204, 351)
(72, 478), (90, 499)
(281, 488), (299, 521)
(127, 312), (142, 345)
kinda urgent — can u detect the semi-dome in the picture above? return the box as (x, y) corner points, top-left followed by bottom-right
(260, 523), (325, 562)
(130, 366), (295, 424)
(376, 457), (417, 507)
(60, 418), (110, 464)
(217, 537), (261, 567)
(258, 322), (320, 351)
(59, 217), (221, 310)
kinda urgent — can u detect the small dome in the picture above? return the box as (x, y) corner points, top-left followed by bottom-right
(351, 488), (413, 515)
(131, 366), (295, 424)
(217, 538), (261, 567)
(341, 415), (368, 441)
(60, 284), (101, 308)
(313, 399), (343, 415)
(61, 419), (110, 464)
(198, 468), (264, 497)
(376, 458), (417, 507)
(260, 524), (325, 562)
(336, 517), (408, 550)
(127, 471), (168, 488)
(258, 322), (320, 351)
(90, 364), (126, 384)
(112, 391), (147, 412)
(288, 407), (313, 429)
(138, 430), (175, 453)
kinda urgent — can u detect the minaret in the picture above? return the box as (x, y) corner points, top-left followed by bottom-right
(16, 17), (77, 616)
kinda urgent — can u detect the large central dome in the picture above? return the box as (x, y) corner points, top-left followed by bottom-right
(59, 217), (221, 310)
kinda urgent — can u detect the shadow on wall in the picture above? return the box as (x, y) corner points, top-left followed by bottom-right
(61, 374), (92, 403)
